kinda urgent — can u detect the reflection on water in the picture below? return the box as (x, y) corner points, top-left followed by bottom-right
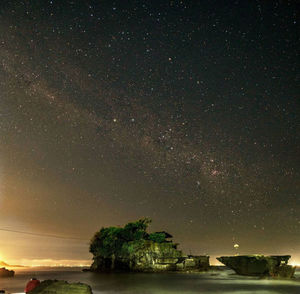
(0, 267), (299, 294)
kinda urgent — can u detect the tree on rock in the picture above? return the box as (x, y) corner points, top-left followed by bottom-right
(90, 218), (154, 258)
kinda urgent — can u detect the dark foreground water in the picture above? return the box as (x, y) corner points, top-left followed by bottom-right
(1, 267), (300, 294)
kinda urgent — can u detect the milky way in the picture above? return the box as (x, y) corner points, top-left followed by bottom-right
(0, 1), (299, 264)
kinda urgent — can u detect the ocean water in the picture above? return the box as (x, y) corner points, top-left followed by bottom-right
(0, 267), (300, 294)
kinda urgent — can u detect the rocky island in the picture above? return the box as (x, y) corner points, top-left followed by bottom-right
(0, 267), (14, 278)
(90, 218), (209, 272)
(217, 255), (296, 278)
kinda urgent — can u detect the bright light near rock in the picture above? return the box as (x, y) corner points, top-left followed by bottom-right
(290, 262), (300, 267)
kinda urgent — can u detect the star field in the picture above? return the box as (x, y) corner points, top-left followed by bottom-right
(0, 0), (299, 264)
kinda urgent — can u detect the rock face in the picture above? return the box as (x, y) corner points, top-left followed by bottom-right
(217, 255), (296, 278)
(0, 267), (14, 278)
(30, 280), (92, 294)
(91, 240), (209, 272)
(176, 255), (210, 272)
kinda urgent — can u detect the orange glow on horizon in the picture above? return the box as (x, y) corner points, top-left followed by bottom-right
(18, 259), (91, 267)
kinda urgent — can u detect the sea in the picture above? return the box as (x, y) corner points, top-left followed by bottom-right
(1, 267), (300, 294)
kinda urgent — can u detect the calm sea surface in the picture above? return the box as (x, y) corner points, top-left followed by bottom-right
(0, 267), (300, 294)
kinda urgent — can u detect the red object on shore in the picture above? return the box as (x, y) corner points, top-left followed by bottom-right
(25, 279), (40, 293)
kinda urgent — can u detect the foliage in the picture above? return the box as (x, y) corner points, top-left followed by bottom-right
(89, 226), (123, 258)
(121, 218), (151, 241)
(148, 232), (167, 243)
(89, 218), (152, 258)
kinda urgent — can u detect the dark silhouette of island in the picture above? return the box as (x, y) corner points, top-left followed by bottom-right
(0, 267), (14, 278)
(0, 260), (25, 279)
(89, 218), (209, 272)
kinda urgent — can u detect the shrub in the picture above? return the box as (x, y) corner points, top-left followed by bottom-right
(148, 232), (167, 243)
(89, 218), (152, 258)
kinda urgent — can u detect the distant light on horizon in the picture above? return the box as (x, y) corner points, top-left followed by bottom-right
(18, 259), (91, 267)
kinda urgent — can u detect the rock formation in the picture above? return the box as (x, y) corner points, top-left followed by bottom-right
(90, 218), (210, 272)
(29, 280), (92, 294)
(217, 255), (296, 278)
(0, 267), (14, 278)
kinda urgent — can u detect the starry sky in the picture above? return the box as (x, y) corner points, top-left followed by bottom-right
(0, 0), (299, 266)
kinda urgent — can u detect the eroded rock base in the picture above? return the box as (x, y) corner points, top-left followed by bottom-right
(91, 240), (209, 272)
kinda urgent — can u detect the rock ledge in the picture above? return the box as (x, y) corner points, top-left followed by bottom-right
(217, 255), (296, 278)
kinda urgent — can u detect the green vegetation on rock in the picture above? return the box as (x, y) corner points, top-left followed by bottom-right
(148, 232), (169, 243)
(30, 280), (92, 294)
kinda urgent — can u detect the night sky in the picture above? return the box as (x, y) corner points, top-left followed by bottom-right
(0, 1), (299, 266)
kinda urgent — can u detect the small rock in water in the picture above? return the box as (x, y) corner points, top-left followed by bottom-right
(0, 268), (14, 278)
(29, 280), (93, 294)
